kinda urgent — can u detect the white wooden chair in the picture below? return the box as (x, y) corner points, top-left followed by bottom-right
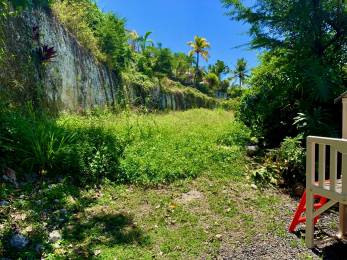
(305, 91), (347, 248)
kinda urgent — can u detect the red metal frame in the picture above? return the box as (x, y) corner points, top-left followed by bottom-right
(289, 190), (328, 233)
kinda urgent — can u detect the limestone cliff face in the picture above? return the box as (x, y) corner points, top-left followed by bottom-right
(22, 9), (119, 111)
(1, 8), (216, 111)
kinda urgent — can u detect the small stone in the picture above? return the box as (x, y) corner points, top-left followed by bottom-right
(60, 208), (68, 215)
(19, 194), (25, 199)
(54, 199), (60, 203)
(251, 184), (258, 190)
(215, 234), (223, 240)
(246, 145), (259, 156)
(0, 200), (9, 206)
(293, 182), (305, 197)
(3, 167), (19, 188)
(10, 234), (29, 249)
(35, 243), (44, 254)
(25, 172), (39, 183)
(94, 249), (101, 256)
(49, 230), (62, 243)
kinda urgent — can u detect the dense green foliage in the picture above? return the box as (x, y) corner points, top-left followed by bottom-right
(251, 135), (305, 187)
(52, 0), (130, 69)
(0, 106), (121, 184)
(224, 0), (347, 146)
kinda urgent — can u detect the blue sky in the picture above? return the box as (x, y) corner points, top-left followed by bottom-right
(96, 0), (259, 70)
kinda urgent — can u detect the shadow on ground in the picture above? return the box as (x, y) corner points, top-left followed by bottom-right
(295, 228), (347, 260)
(63, 212), (149, 258)
(0, 179), (148, 258)
(314, 241), (347, 260)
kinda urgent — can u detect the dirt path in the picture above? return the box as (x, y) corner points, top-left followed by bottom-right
(218, 188), (347, 260)
(2, 175), (347, 259)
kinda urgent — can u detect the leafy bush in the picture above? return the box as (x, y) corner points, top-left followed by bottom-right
(218, 98), (240, 111)
(217, 120), (251, 147)
(56, 115), (122, 184)
(227, 87), (244, 98)
(251, 135), (305, 187)
(0, 107), (122, 184)
(224, 0), (346, 148)
(0, 105), (75, 177)
(52, 0), (106, 62)
(277, 134), (305, 183)
(293, 108), (337, 137)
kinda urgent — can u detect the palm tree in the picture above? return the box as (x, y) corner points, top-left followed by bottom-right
(233, 58), (248, 87)
(187, 36), (210, 85)
(188, 36), (210, 71)
(204, 72), (220, 91)
(138, 31), (154, 52)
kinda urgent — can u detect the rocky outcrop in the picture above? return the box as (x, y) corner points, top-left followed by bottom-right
(0, 8), (216, 112)
(22, 9), (120, 111)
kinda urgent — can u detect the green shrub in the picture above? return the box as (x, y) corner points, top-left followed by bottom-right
(251, 135), (305, 187)
(227, 87), (244, 98)
(57, 115), (122, 185)
(217, 120), (251, 147)
(52, 0), (106, 62)
(0, 107), (122, 184)
(0, 106), (75, 177)
(277, 134), (305, 183)
(218, 98), (240, 111)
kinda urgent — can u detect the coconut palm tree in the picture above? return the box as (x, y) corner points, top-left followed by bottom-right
(187, 36), (210, 86)
(188, 36), (210, 70)
(233, 58), (248, 87)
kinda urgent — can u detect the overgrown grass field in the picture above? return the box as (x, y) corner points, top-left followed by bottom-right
(57, 109), (250, 183)
(0, 109), (309, 259)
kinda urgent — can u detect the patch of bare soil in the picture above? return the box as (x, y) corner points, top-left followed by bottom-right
(177, 189), (204, 204)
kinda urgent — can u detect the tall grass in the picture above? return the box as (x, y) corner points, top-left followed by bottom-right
(1, 108), (250, 185)
(0, 106), (75, 176)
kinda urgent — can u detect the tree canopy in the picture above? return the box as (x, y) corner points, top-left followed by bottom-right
(223, 0), (347, 145)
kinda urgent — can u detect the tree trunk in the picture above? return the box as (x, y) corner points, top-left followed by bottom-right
(196, 53), (199, 71)
(195, 52), (200, 87)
